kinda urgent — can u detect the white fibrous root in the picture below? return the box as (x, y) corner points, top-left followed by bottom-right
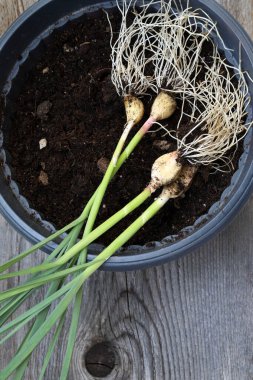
(108, 1), (157, 97)
(110, 0), (227, 97)
(124, 95), (144, 125)
(148, 1), (222, 94)
(149, 151), (182, 192)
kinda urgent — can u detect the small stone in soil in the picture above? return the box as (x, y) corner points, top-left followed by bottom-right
(37, 101), (52, 119)
(39, 138), (47, 150)
(42, 67), (49, 74)
(38, 171), (49, 186)
(63, 44), (74, 53)
(97, 157), (109, 174)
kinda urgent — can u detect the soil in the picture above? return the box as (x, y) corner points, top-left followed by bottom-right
(0, 8), (243, 246)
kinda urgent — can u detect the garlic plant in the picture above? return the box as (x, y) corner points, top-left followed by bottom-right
(108, 0), (231, 152)
(111, 0), (227, 96)
(149, 1), (221, 94)
(109, 0), (156, 96)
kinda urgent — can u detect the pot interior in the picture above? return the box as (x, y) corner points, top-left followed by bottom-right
(0, 0), (253, 269)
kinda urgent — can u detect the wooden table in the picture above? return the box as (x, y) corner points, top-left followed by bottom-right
(1, 0), (253, 379)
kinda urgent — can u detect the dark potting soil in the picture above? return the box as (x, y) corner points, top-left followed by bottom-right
(1, 9), (243, 246)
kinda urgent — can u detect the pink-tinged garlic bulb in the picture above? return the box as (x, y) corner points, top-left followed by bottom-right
(150, 91), (177, 121)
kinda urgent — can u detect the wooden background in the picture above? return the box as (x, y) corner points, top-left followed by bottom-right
(1, 0), (253, 379)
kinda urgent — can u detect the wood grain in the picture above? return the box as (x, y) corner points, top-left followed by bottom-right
(1, 0), (253, 379)
(0, 0), (34, 35)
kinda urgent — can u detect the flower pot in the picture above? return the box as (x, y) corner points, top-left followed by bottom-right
(0, 0), (253, 271)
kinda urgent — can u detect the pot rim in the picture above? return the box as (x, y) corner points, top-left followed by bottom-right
(1, 0), (253, 271)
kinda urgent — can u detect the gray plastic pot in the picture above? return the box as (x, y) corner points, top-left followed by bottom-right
(0, 0), (253, 271)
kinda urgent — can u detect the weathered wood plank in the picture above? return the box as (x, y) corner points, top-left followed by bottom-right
(0, 0), (34, 36)
(0, 0), (253, 379)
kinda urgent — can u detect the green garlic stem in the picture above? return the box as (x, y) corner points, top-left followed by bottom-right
(0, 190), (169, 379)
(115, 116), (154, 171)
(38, 311), (67, 380)
(0, 202), (91, 274)
(57, 123), (139, 378)
(82, 191), (169, 275)
(85, 120), (135, 242)
(0, 115), (156, 279)
(0, 264), (91, 302)
(12, 284), (63, 380)
(0, 277), (84, 380)
(0, 188), (151, 280)
(6, 222), (86, 378)
(0, 274), (84, 338)
(0, 225), (82, 311)
(59, 286), (82, 380)
(0, 115), (156, 376)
